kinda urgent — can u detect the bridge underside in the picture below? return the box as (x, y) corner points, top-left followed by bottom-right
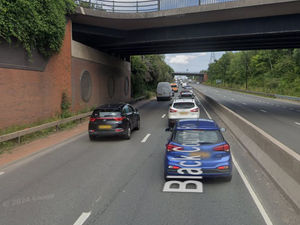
(72, 13), (300, 56)
(172, 73), (204, 83)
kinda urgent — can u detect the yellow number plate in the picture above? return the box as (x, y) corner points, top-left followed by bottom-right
(190, 152), (210, 158)
(98, 125), (112, 129)
(179, 112), (188, 115)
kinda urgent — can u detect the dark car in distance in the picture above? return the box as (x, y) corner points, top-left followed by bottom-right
(88, 103), (140, 140)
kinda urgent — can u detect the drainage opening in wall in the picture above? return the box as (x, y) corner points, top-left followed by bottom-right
(108, 77), (115, 98)
(124, 77), (129, 96)
(80, 70), (92, 102)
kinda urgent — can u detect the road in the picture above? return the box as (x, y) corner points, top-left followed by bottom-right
(0, 91), (298, 225)
(193, 84), (300, 154)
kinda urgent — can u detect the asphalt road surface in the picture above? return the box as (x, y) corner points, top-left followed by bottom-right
(193, 84), (300, 154)
(0, 91), (298, 225)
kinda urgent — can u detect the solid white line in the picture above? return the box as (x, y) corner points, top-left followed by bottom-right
(260, 109), (267, 113)
(199, 102), (212, 119)
(295, 122), (300, 126)
(0, 172), (4, 176)
(232, 156), (273, 225)
(73, 212), (91, 225)
(141, 133), (151, 143)
(161, 114), (166, 118)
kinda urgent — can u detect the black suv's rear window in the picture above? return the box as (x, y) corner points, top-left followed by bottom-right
(173, 130), (223, 145)
(173, 102), (195, 109)
(92, 109), (121, 118)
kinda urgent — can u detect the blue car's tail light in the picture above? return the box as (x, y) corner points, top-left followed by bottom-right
(217, 165), (229, 170)
(166, 144), (183, 151)
(213, 144), (230, 152)
(168, 165), (181, 169)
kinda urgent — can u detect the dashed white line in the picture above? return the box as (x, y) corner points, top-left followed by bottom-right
(141, 133), (151, 143)
(242, 103), (247, 105)
(73, 212), (91, 225)
(231, 98), (235, 101)
(232, 156), (273, 225)
(295, 122), (300, 126)
(0, 172), (4, 176)
(260, 109), (267, 113)
(161, 114), (166, 118)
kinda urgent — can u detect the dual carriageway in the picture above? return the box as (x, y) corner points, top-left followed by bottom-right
(0, 85), (299, 225)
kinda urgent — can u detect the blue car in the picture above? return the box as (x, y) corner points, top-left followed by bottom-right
(164, 119), (232, 181)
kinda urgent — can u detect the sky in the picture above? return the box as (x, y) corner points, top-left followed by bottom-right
(164, 52), (224, 73)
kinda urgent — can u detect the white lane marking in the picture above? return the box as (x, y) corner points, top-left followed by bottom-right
(141, 133), (151, 143)
(198, 101), (212, 120)
(161, 114), (166, 118)
(295, 122), (300, 126)
(73, 212), (91, 225)
(0, 172), (5, 176)
(242, 103), (247, 105)
(232, 156), (273, 225)
(260, 109), (267, 113)
(231, 98), (235, 101)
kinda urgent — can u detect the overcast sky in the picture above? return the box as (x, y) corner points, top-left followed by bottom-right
(164, 52), (224, 73)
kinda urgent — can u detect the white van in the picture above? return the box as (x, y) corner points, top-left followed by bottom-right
(156, 82), (172, 101)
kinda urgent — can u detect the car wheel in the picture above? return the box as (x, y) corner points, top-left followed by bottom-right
(124, 126), (131, 139)
(89, 135), (96, 141)
(136, 120), (140, 130)
(157, 97), (160, 101)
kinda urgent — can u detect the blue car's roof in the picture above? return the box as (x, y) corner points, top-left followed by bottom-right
(175, 119), (219, 130)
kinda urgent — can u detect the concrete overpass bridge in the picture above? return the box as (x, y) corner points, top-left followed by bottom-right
(1, 0), (300, 128)
(72, 0), (300, 56)
(172, 72), (205, 82)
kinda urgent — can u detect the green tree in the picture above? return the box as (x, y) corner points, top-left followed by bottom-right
(207, 49), (300, 97)
(130, 55), (174, 98)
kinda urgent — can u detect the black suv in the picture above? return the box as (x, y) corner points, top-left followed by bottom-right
(88, 103), (140, 140)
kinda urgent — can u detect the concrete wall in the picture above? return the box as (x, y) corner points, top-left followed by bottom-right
(0, 20), (72, 129)
(71, 41), (131, 111)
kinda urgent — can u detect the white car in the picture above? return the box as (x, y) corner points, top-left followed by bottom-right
(168, 98), (200, 127)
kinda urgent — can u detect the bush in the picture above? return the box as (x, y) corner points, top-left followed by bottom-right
(0, 0), (75, 57)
